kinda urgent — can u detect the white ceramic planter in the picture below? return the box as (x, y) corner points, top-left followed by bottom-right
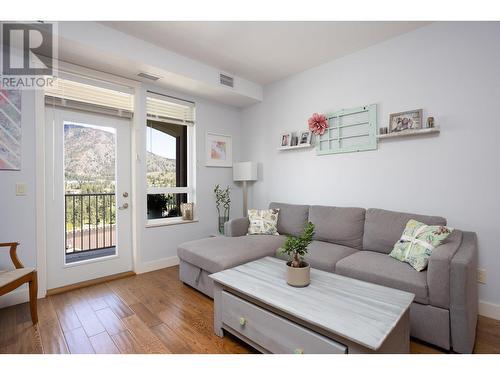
(286, 262), (310, 287)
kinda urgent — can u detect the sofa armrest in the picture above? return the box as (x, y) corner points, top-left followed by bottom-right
(224, 217), (249, 237)
(449, 231), (478, 353)
(427, 230), (463, 308)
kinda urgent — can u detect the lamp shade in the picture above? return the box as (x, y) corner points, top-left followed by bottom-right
(233, 161), (258, 182)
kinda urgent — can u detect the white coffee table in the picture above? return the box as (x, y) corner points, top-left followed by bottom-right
(209, 256), (414, 354)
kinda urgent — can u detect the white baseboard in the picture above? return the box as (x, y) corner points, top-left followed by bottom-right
(136, 255), (179, 274)
(479, 300), (500, 320)
(0, 287), (29, 309)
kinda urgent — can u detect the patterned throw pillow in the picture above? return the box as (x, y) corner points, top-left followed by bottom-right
(247, 209), (280, 235)
(389, 219), (453, 271)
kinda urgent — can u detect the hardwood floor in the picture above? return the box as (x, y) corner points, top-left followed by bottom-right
(0, 265), (498, 354)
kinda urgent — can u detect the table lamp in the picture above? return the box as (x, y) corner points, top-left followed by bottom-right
(233, 161), (258, 217)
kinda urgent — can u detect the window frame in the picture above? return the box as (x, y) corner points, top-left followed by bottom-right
(145, 96), (196, 225)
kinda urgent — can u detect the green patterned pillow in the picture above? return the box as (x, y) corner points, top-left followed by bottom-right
(389, 219), (453, 271)
(247, 209), (280, 235)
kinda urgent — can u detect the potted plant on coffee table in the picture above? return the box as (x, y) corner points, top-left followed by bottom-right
(279, 222), (315, 287)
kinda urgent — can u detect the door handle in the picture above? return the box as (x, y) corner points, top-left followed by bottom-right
(118, 203), (129, 210)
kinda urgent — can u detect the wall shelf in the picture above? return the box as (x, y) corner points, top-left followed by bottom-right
(277, 143), (313, 151)
(378, 127), (440, 140)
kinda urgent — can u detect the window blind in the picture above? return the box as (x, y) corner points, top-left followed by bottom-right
(146, 92), (195, 125)
(44, 78), (134, 118)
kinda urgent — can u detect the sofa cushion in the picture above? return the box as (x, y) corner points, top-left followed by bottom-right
(389, 219), (454, 271)
(363, 208), (447, 254)
(335, 251), (429, 304)
(275, 240), (358, 272)
(269, 202), (309, 237)
(247, 208), (280, 235)
(177, 235), (285, 274)
(309, 205), (365, 249)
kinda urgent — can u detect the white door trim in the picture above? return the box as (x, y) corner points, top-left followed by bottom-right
(35, 88), (47, 299)
(130, 85), (146, 274)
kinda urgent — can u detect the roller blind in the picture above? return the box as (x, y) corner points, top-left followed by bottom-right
(146, 92), (195, 126)
(44, 78), (134, 117)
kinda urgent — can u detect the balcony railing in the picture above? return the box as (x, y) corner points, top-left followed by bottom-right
(65, 193), (116, 256)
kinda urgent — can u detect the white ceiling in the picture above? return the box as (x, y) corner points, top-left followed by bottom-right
(102, 21), (430, 85)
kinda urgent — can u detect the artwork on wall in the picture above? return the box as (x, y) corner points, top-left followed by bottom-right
(317, 104), (377, 155)
(389, 109), (423, 133)
(308, 113), (329, 135)
(206, 132), (232, 167)
(0, 89), (22, 170)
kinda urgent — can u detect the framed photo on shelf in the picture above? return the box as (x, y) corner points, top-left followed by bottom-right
(280, 132), (292, 147)
(298, 130), (312, 145)
(389, 109), (423, 133)
(206, 132), (232, 167)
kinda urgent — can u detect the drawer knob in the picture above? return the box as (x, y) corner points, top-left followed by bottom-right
(239, 317), (246, 326)
(294, 348), (304, 354)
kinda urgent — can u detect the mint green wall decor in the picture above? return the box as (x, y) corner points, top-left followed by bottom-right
(316, 104), (377, 155)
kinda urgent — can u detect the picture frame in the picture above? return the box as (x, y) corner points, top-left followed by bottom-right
(280, 132), (292, 147)
(0, 89), (22, 170)
(389, 109), (423, 133)
(206, 132), (232, 167)
(298, 130), (312, 145)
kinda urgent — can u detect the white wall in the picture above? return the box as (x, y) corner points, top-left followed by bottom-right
(0, 90), (37, 307)
(136, 84), (243, 268)
(241, 22), (500, 306)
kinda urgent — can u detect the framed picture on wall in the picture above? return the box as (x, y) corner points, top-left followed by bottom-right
(389, 109), (423, 133)
(0, 89), (22, 170)
(206, 132), (232, 167)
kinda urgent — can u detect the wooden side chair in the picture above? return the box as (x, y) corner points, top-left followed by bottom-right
(0, 242), (38, 324)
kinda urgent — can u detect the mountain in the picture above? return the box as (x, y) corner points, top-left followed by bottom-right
(146, 151), (176, 187)
(64, 124), (115, 182)
(64, 124), (175, 185)
(146, 150), (175, 173)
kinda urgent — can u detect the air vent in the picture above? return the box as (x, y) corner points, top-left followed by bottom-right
(137, 72), (161, 81)
(219, 73), (234, 88)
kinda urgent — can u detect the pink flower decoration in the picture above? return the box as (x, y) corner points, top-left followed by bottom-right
(308, 113), (329, 135)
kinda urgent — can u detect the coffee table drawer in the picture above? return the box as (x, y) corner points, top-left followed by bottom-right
(221, 291), (346, 354)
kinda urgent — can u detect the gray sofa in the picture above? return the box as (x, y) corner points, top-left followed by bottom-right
(177, 202), (478, 353)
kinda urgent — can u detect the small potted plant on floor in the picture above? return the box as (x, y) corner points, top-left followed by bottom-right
(279, 222), (315, 287)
